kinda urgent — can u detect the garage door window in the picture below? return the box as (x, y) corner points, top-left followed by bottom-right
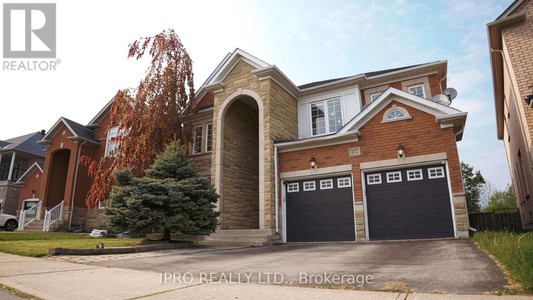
(338, 177), (351, 188)
(386, 171), (402, 183)
(407, 169), (423, 181)
(303, 181), (316, 191)
(287, 183), (299, 193)
(367, 174), (382, 185)
(320, 179), (333, 190)
(428, 167), (445, 179)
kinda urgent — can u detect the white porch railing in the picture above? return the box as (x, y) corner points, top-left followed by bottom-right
(17, 201), (42, 230)
(43, 201), (64, 232)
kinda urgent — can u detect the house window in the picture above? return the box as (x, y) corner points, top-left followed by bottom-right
(337, 177), (351, 188)
(370, 93), (381, 102)
(408, 85), (425, 98)
(98, 201), (106, 210)
(310, 98), (342, 135)
(206, 123), (213, 152)
(407, 169), (423, 181)
(105, 126), (120, 156)
(287, 182), (299, 193)
(386, 171), (402, 183)
(193, 125), (203, 154)
(320, 179), (333, 190)
(367, 174), (382, 185)
(428, 167), (445, 179)
(303, 181), (316, 191)
(386, 110), (405, 120)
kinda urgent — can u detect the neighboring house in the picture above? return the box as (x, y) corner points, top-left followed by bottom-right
(0, 132), (46, 215)
(190, 49), (468, 244)
(487, 0), (533, 228)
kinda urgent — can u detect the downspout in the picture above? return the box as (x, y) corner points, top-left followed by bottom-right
(69, 140), (87, 230)
(274, 145), (279, 233)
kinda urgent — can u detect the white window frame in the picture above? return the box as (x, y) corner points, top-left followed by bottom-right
(428, 167), (445, 179)
(98, 201), (107, 210)
(367, 174), (382, 185)
(386, 171), (402, 183)
(192, 125), (203, 154)
(105, 126), (120, 157)
(205, 123), (213, 152)
(287, 182), (299, 193)
(408, 84), (426, 98)
(407, 169), (423, 181)
(303, 181), (316, 191)
(309, 98), (343, 136)
(320, 179), (333, 190)
(370, 93), (381, 102)
(337, 177), (351, 188)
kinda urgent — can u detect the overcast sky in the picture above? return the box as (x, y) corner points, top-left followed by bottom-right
(0, 0), (513, 189)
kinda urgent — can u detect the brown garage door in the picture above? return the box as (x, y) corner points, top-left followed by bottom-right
(286, 176), (355, 242)
(365, 164), (454, 240)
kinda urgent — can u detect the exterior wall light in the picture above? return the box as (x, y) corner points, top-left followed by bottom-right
(309, 156), (316, 169)
(397, 144), (405, 158)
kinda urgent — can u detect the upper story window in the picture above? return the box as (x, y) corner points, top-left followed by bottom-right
(105, 126), (119, 156)
(382, 104), (411, 123)
(408, 84), (425, 98)
(206, 123), (213, 152)
(310, 98), (343, 136)
(387, 110), (405, 120)
(370, 93), (381, 102)
(193, 125), (203, 154)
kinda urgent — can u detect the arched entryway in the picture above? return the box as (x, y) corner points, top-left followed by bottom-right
(45, 149), (71, 208)
(216, 89), (264, 230)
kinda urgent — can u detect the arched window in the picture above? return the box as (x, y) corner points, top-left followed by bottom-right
(382, 104), (411, 123)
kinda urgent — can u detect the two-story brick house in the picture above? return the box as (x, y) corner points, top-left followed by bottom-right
(20, 49), (469, 243)
(488, 0), (533, 228)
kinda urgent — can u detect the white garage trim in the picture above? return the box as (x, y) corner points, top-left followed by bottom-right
(280, 164), (352, 180)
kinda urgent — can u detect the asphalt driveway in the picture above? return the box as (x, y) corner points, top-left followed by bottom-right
(82, 239), (507, 294)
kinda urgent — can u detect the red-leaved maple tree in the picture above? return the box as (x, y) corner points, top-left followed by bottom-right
(82, 29), (195, 208)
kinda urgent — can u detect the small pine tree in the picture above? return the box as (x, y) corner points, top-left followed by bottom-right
(106, 140), (219, 240)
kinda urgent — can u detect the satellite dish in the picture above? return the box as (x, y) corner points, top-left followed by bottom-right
(431, 94), (450, 106)
(443, 87), (458, 104)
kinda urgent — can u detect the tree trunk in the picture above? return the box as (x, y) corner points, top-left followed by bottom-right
(162, 229), (171, 241)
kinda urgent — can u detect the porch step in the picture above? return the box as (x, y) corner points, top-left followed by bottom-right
(18, 220), (64, 232)
(200, 229), (276, 247)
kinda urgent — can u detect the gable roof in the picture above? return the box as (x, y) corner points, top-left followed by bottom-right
(275, 87), (466, 151)
(15, 162), (44, 183)
(38, 117), (100, 147)
(0, 132), (46, 157)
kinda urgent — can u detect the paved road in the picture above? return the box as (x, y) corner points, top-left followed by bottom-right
(63, 239), (507, 294)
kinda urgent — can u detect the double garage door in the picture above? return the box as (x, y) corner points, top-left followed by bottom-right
(285, 164), (454, 242)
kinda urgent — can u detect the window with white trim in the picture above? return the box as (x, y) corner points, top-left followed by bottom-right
(407, 169), (423, 181)
(320, 179), (333, 190)
(105, 126), (120, 156)
(287, 182), (299, 193)
(310, 98), (343, 136)
(193, 125), (203, 154)
(367, 174), (382, 185)
(386, 110), (406, 120)
(428, 167), (445, 179)
(98, 201), (107, 210)
(337, 177), (351, 188)
(408, 84), (425, 98)
(370, 93), (381, 102)
(386, 171), (402, 183)
(206, 123), (213, 152)
(303, 181), (316, 191)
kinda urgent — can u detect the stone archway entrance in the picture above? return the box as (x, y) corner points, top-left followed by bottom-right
(219, 96), (260, 229)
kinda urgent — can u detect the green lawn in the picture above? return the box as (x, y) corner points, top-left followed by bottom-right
(472, 231), (533, 294)
(0, 232), (143, 257)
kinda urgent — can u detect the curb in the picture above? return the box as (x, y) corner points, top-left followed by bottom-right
(48, 241), (194, 255)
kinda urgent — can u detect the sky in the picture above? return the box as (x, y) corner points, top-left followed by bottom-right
(0, 0), (513, 189)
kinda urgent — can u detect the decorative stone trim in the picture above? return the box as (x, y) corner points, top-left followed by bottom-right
(280, 164), (352, 180)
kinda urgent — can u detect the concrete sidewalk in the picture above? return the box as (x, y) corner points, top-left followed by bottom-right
(0, 252), (532, 300)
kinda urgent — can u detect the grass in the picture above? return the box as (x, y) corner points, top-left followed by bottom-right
(0, 232), (143, 257)
(472, 231), (533, 294)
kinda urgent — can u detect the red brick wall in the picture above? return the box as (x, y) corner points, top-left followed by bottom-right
(279, 100), (464, 204)
(197, 92), (214, 109)
(18, 168), (43, 208)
